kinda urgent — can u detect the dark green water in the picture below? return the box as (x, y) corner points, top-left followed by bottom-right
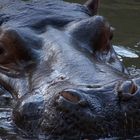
(66, 0), (140, 69)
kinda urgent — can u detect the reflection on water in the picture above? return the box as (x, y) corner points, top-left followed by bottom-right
(66, 0), (140, 68)
(113, 45), (139, 58)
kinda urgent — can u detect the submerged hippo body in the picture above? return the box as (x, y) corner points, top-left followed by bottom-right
(0, 0), (140, 139)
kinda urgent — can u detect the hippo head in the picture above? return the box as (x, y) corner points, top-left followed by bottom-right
(0, 0), (140, 139)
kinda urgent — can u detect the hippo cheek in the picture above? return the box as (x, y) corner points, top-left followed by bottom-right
(13, 94), (45, 133)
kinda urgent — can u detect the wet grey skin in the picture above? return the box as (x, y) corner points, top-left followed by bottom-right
(0, 0), (140, 139)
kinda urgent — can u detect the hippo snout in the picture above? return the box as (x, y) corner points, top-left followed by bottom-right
(13, 89), (102, 134)
(12, 80), (140, 137)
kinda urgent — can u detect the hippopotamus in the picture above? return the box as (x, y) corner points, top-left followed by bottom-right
(0, 0), (140, 139)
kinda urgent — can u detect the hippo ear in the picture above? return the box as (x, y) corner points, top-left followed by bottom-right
(84, 0), (100, 15)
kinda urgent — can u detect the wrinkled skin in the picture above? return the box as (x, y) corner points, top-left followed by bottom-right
(0, 0), (140, 139)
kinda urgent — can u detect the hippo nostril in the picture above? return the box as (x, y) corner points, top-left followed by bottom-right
(130, 84), (137, 95)
(60, 90), (80, 103)
(117, 80), (138, 101)
(56, 89), (88, 111)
